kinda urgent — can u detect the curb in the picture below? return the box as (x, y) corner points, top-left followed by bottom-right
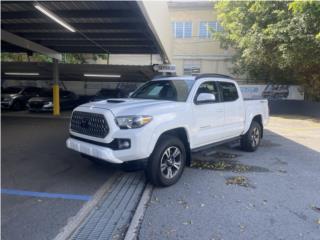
(124, 183), (153, 240)
(53, 172), (121, 240)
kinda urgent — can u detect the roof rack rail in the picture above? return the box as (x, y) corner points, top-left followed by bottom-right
(195, 73), (233, 80)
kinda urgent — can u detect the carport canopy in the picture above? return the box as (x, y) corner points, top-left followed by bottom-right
(1, 62), (156, 82)
(1, 1), (170, 115)
(1, 1), (166, 56)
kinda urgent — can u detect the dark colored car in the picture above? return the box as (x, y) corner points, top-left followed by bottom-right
(1, 86), (42, 110)
(28, 89), (79, 112)
(91, 88), (124, 102)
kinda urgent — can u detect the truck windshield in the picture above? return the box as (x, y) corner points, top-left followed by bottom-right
(131, 80), (194, 102)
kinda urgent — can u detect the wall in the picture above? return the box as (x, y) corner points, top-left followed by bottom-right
(169, 3), (235, 76)
(269, 100), (320, 118)
(240, 84), (304, 100)
(139, 1), (173, 63)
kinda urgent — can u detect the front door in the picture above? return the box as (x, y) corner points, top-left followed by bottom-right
(218, 81), (245, 138)
(192, 81), (225, 148)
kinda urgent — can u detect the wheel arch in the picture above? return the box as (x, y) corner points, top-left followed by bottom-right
(243, 114), (263, 137)
(155, 127), (191, 166)
(251, 114), (264, 138)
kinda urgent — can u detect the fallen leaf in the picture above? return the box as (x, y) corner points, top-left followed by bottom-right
(183, 220), (193, 225)
(311, 205), (320, 213)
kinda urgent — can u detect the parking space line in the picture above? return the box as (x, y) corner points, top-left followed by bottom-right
(1, 188), (91, 201)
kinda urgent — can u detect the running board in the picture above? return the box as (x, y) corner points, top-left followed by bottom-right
(191, 136), (240, 153)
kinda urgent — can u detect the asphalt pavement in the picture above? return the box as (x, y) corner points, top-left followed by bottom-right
(139, 116), (320, 240)
(1, 116), (116, 240)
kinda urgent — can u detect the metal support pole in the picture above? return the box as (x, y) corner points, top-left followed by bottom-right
(53, 59), (60, 116)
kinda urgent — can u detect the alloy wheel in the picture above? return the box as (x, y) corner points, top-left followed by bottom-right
(251, 127), (260, 147)
(160, 146), (182, 179)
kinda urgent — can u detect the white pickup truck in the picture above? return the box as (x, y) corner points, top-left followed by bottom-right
(66, 74), (269, 186)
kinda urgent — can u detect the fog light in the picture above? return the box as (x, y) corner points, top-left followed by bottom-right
(117, 139), (131, 149)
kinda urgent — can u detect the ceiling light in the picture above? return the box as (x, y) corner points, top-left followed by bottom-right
(34, 3), (76, 32)
(5, 72), (40, 76)
(84, 74), (121, 78)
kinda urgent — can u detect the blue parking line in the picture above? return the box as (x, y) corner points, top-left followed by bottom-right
(1, 188), (92, 201)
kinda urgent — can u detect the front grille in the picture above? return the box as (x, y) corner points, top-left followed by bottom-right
(71, 111), (109, 138)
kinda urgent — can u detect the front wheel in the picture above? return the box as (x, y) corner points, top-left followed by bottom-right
(240, 121), (262, 152)
(12, 100), (23, 111)
(145, 135), (186, 187)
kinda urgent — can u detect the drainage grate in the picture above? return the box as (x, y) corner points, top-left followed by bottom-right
(71, 172), (146, 240)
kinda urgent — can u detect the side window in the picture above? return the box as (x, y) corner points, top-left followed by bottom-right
(194, 81), (220, 103)
(219, 82), (239, 102)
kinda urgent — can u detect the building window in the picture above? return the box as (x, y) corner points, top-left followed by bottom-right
(183, 60), (201, 75)
(172, 22), (192, 38)
(199, 21), (223, 38)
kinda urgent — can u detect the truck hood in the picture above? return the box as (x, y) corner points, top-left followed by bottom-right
(80, 98), (184, 116)
(1, 93), (20, 100)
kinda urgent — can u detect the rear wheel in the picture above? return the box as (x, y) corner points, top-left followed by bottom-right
(240, 121), (261, 152)
(145, 135), (186, 187)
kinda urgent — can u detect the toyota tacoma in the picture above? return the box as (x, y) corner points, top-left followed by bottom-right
(66, 74), (269, 186)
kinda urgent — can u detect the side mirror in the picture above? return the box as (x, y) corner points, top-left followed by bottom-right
(196, 93), (216, 104)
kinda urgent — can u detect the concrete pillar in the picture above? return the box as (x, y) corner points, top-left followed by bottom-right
(53, 59), (60, 115)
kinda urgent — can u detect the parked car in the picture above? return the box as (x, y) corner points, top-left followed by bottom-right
(28, 89), (78, 112)
(1, 86), (41, 110)
(262, 84), (289, 100)
(66, 74), (269, 186)
(91, 88), (124, 102)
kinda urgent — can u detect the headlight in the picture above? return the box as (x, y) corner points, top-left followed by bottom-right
(115, 115), (153, 129)
(43, 101), (53, 108)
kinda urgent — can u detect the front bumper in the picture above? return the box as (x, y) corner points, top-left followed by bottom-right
(66, 137), (124, 164)
(28, 107), (52, 112)
(66, 106), (161, 164)
(1, 101), (12, 109)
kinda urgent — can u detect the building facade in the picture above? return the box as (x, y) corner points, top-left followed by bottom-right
(168, 2), (234, 76)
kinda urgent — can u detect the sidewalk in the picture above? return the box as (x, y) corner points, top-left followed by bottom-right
(138, 117), (320, 240)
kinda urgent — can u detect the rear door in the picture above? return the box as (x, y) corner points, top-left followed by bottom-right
(218, 81), (245, 138)
(192, 81), (225, 147)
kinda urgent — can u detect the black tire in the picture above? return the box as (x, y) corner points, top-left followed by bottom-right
(11, 100), (22, 111)
(240, 121), (262, 152)
(145, 134), (186, 187)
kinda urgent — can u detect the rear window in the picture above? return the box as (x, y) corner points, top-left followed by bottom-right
(219, 82), (239, 102)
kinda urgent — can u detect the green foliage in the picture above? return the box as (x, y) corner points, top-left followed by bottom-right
(215, 1), (320, 100)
